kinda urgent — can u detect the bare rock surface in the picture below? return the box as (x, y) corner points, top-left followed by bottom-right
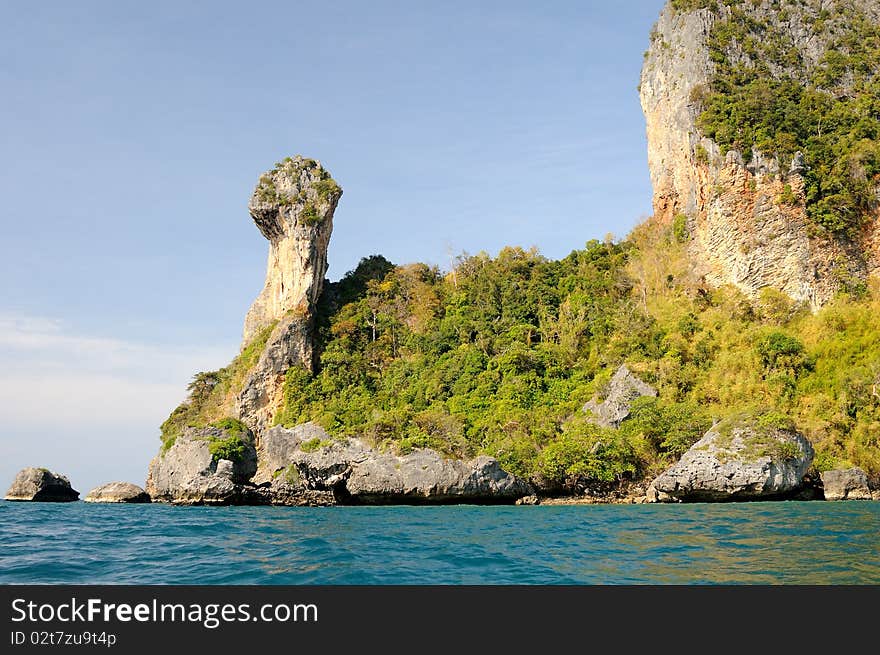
(583, 365), (657, 428)
(145, 427), (257, 505)
(641, 1), (879, 307)
(253, 423), (531, 504)
(652, 414), (814, 502)
(236, 157), (342, 432)
(821, 468), (873, 501)
(85, 482), (150, 503)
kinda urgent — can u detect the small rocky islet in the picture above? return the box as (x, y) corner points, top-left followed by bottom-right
(7, 1), (880, 507)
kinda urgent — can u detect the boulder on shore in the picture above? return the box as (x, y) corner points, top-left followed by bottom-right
(255, 424), (531, 504)
(821, 468), (872, 501)
(5, 467), (79, 502)
(583, 365), (658, 428)
(651, 412), (814, 502)
(85, 482), (151, 503)
(145, 426), (258, 505)
(346, 450), (532, 504)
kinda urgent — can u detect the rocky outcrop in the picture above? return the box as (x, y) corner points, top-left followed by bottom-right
(235, 316), (316, 432)
(252, 424), (531, 504)
(640, 1), (879, 308)
(85, 482), (151, 503)
(583, 365), (657, 428)
(821, 468), (873, 501)
(235, 157), (342, 431)
(242, 156), (340, 346)
(146, 421), (527, 505)
(145, 426), (258, 505)
(651, 414), (814, 502)
(5, 467), (79, 502)
(346, 450), (532, 504)
(254, 423), (369, 488)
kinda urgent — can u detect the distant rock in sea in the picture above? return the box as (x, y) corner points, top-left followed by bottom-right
(85, 482), (151, 503)
(5, 467), (79, 502)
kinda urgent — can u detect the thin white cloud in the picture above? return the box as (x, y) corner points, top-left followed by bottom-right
(0, 311), (234, 424)
(0, 312), (237, 493)
(0, 312), (232, 383)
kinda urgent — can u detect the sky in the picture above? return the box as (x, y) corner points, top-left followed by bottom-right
(0, 0), (666, 494)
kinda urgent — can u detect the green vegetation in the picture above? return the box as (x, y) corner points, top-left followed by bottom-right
(160, 322), (277, 449)
(712, 409), (802, 463)
(300, 202), (321, 225)
(263, 219), (880, 485)
(314, 177), (341, 202)
(672, 213), (689, 243)
(685, 0), (880, 235)
(210, 417), (249, 437)
(300, 437), (331, 453)
(254, 155), (340, 218)
(206, 430), (251, 464)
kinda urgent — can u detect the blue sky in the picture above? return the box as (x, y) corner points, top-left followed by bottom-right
(0, 0), (665, 494)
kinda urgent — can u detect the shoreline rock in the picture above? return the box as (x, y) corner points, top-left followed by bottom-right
(651, 413), (814, 502)
(5, 467), (79, 502)
(145, 426), (258, 505)
(147, 422), (532, 506)
(821, 468), (873, 501)
(85, 482), (151, 504)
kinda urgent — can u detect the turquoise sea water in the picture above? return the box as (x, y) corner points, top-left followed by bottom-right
(1, 501), (878, 584)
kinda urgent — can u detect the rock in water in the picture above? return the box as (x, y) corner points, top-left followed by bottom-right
(145, 426), (258, 505)
(583, 365), (657, 428)
(651, 413), (814, 502)
(236, 156), (342, 431)
(821, 468), (872, 501)
(346, 450), (532, 504)
(254, 423), (370, 489)
(251, 423), (531, 504)
(5, 467), (79, 502)
(85, 482), (151, 503)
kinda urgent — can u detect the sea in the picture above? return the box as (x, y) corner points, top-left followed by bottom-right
(1, 501), (878, 584)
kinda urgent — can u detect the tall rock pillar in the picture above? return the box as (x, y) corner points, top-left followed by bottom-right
(236, 156), (342, 431)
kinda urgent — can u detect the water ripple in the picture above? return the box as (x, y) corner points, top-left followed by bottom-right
(0, 501), (878, 584)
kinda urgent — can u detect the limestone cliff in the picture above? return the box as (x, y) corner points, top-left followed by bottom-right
(641, 0), (880, 307)
(236, 157), (341, 431)
(156, 156), (341, 443)
(242, 156), (341, 346)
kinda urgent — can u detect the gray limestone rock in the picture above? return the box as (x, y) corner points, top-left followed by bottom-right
(345, 450), (531, 504)
(5, 467), (79, 502)
(252, 422), (530, 504)
(242, 156), (341, 347)
(235, 156), (343, 432)
(583, 365), (658, 428)
(85, 482), (150, 503)
(821, 468), (872, 501)
(145, 426), (257, 505)
(253, 480), (336, 507)
(652, 415), (814, 502)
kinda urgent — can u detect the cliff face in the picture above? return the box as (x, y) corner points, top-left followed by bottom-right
(641, 0), (880, 307)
